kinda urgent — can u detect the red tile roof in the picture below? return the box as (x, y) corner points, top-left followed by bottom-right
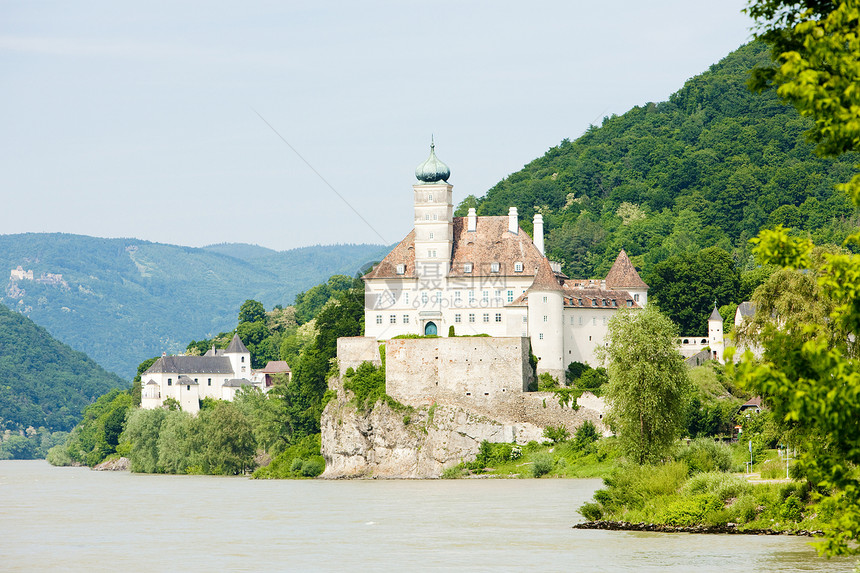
(605, 250), (648, 289)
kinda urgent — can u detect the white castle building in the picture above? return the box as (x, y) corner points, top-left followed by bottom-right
(363, 143), (651, 381)
(140, 334), (269, 413)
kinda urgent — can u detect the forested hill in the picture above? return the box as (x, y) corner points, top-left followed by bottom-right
(0, 302), (126, 432)
(457, 41), (858, 279)
(0, 234), (387, 379)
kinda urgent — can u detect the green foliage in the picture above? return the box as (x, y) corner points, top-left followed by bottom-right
(238, 299), (266, 325)
(574, 421), (600, 450)
(579, 502), (603, 521)
(343, 361), (386, 411)
(457, 41), (857, 281)
(293, 275), (355, 324)
(0, 302), (126, 433)
(542, 425), (570, 444)
(531, 452), (555, 478)
(0, 428), (69, 460)
(647, 247), (740, 335)
(253, 434), (323, 479)
(448, 325), (455, 337)
(574, 368), (608, 396)
(602, 307), (692, 464)
(60, 389), (133, 466)
(537, 372), (561, 391)
(673, 438), (734, 474)
(565, 361), (589, 384)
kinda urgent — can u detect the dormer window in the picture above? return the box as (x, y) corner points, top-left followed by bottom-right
(627, 300), (633, 307)
(490, 262), (500, 273)
(613, 299), (617, 307)
(514, 262), (523, 272)
(578, 298), (583, 306)
(592, 299), (597, 306)
(396, 264), (405, 275)
(464, 263), (473, 273)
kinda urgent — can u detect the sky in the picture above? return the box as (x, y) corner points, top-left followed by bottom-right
(1, 1), (754, 252)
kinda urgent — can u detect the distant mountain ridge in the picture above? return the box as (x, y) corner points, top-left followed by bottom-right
(0, 301), (126, 432)
(0, 233), (387, 379)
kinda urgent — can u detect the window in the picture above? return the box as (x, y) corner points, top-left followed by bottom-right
(469, 313), (476, 323)
(490, 262), (500, 273)
(422, 292), (428, 304)
(167, 378), (172, 386)
(468, 291), (475, 303)
(613, 299), (617, 307)
(404, 292), (409, 304)
(403, 315), (410, 324)
(578, 298), (583, 306)
(433, 214), (438, 220)
(543, 296), (548, 303)
(482, 291), (489, 303)
(376, 315), (383, 324)
(592, 299), (597, 306)
(522, 316), (527, 323)
(539, 333), (544, 340)
(390, 315), (396, 324)
(495, 289), (502, 301)
(603, 299), (608, 307)
(194, 378), (198, 383)
(634, 293), (640, 302)
(464, 263), (473, 273)
(543, 315), (548, 322)
(455, 313), (461, 323)
(428, 249), (437, 258)
(429, 232), (434, 239)
(425, 214), (430, 220)
(187, 385), (191, 391)
(593, 317), (597, 326)
(396, 264), (405, 275)
(495, 313), (502, 322)
(428, 194), (433, 201)
(208, 378), (212, 386)
(514, 261), (523, 272)
(579, 316), (583, 325)
(483, 313), (489, 323)
(455, 291), (461, 302)
(241, 356), (245, 363)
(507, 290), (514, 303)
(627, 300), (633, 307)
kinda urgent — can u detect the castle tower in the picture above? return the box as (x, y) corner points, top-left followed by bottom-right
(708, 304), (724, 363)
(527, 258), (565, 382)
(224, 334), (251, 377)
(605, 250), (649, 307)
(413, 139), (454, 281)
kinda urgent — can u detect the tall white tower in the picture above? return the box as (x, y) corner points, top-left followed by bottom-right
(413, 139), (454, 280)
(708, 304), (724, 363)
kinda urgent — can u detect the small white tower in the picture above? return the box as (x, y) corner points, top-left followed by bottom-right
(708, 303), (724, 363)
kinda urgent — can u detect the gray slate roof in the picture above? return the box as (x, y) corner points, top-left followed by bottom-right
(737, 301), (756, 318)
(145, 355), (234, 375)
(223, 378), (253, 387)
(709, 307), (723, 321)
(226, 334), (249, 354)
(178, 375), (198, 385)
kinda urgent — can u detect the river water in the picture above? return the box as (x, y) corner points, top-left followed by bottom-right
(0, 461), (852, 572)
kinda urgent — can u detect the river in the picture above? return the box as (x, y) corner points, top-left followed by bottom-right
(0, 461), (852, 572)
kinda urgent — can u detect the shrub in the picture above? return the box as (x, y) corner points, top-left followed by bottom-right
(543, 425), (570, 444)
(759, 457), (787, 479)
(441, 465), (465, 479)
(575, 368), (608, 395)
(574, 421), (600, 449)
(510, 446), (522, 460)
(682, 472), (749, 501)
(674, 438), (733, 474)
(537, 372), (561, 391)
(657, 493), (723, 526)
(780, 495), (803, 522)
(579, 502), (603, 521)
(343, 361), (386, 410)
(300, 456), (325, 477)
(531, 453), (555, 477)
(565, 361), (590, 385)
(290, 458), (304, 472)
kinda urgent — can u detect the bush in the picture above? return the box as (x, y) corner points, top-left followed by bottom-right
(658, 493), (723, 526)
(300, 456), (325, 477)
(290, 458), (304, 472)
(674, 438), (733, 474)
(537, 372), (561, 391)
(543, 425), (570, 444)
(579, 502), (603, 521)
(780, 495), (803, 522)
(441, 465), (465, 479)
(566, 361), (590, 385)
(531, 453), (555, 477)
(574, 421), (600, 449)
(575, 368), (608, 395)
(343, 361), (386, 410)
(759, 457), (787, 479)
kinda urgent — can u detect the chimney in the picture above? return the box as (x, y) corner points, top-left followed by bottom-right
(533, 213), (544, 255)
(467, 208), (477, 232)
(508, 207), (518, 234)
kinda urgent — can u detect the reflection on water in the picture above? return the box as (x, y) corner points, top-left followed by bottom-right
(0, 461), (852, 572)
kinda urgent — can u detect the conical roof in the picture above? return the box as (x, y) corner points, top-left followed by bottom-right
(529, 258), (564, 292)
(709, 306), (723, 321)
(605, 250), (648, 289)
(225, 334), (249, 353)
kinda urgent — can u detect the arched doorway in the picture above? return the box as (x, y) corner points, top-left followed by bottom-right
(424, 321), (437, 336)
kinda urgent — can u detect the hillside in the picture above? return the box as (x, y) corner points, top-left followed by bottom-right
(458, 41), (858, 279)
(0, 234), (387, 378)
(0, 302), (126, 432)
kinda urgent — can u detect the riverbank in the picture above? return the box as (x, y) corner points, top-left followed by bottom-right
(573, 519), (823, 537)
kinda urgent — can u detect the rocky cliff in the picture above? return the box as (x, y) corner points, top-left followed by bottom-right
(320, 374), (606, 479)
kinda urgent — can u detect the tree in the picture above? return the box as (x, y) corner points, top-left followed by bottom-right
(238, 299), (266, 325)
(601, 306), (691, 464)
(647, 247), (741, 335)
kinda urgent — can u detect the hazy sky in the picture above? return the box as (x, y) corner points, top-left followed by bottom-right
(1, 1), (753, 251)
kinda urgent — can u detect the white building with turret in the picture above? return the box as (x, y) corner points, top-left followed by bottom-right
(362, 143), (649, 380)
(140, 334), (266, 413)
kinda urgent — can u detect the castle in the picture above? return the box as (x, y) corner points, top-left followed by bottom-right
(363, 142), (649, 380)
(139, 334), (288, 413)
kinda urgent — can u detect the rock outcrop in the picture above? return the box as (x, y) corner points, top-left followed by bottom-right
(92, 457), (130, 471)
(320, 374), (606, 479)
